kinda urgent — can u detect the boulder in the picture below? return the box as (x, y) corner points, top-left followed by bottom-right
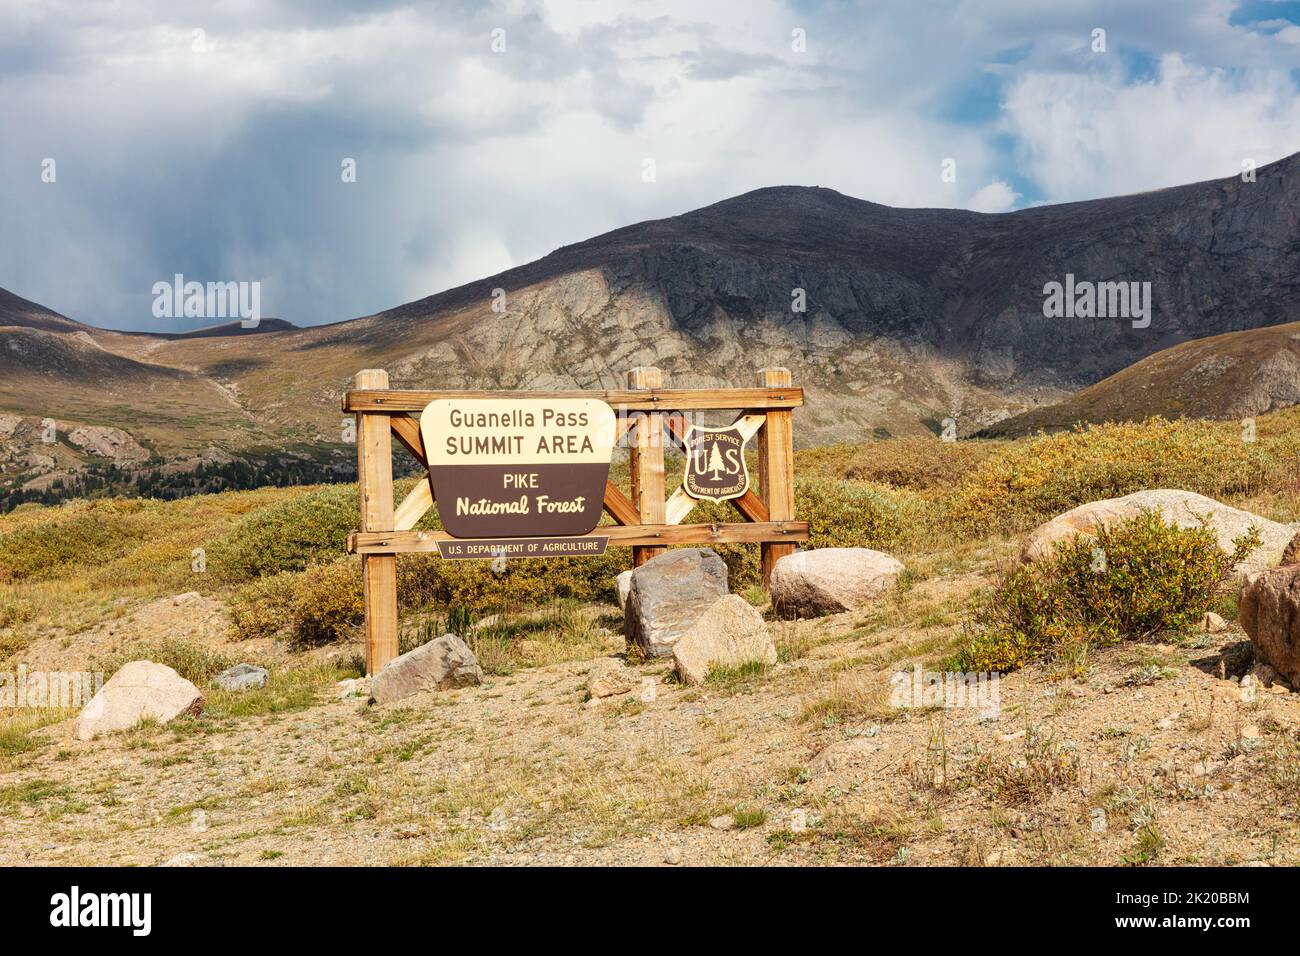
(1282, 531), (1300, 566)
(770, 548), (904, 618)
(1199, 611), (1229, 634)
(671, 595), (776, 685)
(76, 661), (203, 740)
(586, 658), (636, 699)
(625, 548), (728, 658)
(213, 663), (268, 692)
(1020, 489), (1295, 574)
(370, 634), (482, 704)
(616, 570), (634, 612)
(1239, 566), (1300, 687)
(337, 677), (371, 700)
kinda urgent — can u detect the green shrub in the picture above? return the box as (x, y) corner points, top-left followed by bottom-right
(229, 559), (365, 646)
(796, 477), (933, 552)
(958, 511), (1259, 672)
(0, 499), (158, 582)
(397, 550), (624, 614)
(205, 484), (361, 581)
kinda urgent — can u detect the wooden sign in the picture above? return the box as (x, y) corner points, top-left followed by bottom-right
(682, 423), (751, 503)
(419, 398), (616, 538)
(343, 366), (808, 676)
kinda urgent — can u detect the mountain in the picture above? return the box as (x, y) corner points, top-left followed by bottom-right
(0, 151), (1297, 504)
(979, 321), (1300, 437)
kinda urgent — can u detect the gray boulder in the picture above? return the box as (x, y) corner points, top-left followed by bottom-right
(771, 547), (904, 618)
(624, 548), (729, 658)
(672, 595), (776, 685)
(371, 634), (483, 704)
(213, 663), (268, 692)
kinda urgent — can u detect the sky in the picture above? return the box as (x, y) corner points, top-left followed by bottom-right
(1, 0), (1298, 332)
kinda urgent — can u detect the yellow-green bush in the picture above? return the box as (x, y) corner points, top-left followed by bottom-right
(0, 588), (33, 628)
(397, 551), (623, 613)
(798, 437), (998, 491)
(797, 476), (934, 552)
(958, 511), (1258, 673)
(99, 638), (233, 684)
(229, 559), (365, 645)
(947, 417), (1292, 536)
(0, 499), (158, 582)
(206, 484), (362, 581)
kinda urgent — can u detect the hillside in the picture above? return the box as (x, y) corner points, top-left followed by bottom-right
(1, 151), (1297, 504)
(981, 322), (1300, 437)
(5, 413), (1300, 866)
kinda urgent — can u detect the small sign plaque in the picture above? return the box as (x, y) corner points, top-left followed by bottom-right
(682, 424), (751, 503)
(420, 397), (617, 539)
(436, 536), (610, 560)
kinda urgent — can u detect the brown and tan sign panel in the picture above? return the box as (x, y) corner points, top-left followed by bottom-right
(420, 398), (617, 539)
(682, 424), (751, 503)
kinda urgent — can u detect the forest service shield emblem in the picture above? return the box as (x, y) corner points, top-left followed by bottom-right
(682, 424), (751, 503)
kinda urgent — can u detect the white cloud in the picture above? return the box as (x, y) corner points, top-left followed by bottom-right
(0, 0), (1298, 329)
(968, 180), (1021, 213)
(1003, 53), (1300, 201)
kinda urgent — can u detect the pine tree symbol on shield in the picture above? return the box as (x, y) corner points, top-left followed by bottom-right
(682, 423), (750, 503)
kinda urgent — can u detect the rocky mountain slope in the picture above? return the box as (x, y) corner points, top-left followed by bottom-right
(983, 321), (1300, 437)
(0, 151), (1296, 502)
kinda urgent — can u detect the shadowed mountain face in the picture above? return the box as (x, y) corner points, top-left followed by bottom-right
(334, 150), (1298, 396)
(0, 151), (1297, 501)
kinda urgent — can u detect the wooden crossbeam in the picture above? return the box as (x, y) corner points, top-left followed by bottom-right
(602, 481), (639, 526)
(348, 521), (810, 554)
(389, 414), (426, 464)
(393, 480), (433, 532)
(345, 386), (804, 414)
(663, 414), (767, 525)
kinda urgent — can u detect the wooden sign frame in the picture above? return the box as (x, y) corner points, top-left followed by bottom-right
(343, 366), (808, 675)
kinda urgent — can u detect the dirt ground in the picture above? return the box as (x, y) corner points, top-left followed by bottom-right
(3, 560), (1297, 868)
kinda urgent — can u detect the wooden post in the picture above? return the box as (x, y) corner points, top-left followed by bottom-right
(627, 366), (666, 567)
(757, 367), (796, 587)
(355, 368), (399, 676)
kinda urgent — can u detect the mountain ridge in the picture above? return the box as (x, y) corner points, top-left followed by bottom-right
(1, 151), (1297, 506)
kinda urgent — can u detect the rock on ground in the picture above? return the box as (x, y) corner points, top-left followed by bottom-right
(1020, 489), (1296, 574)
(1239, 565), (1300, 687)
(213, 663), (268, 692)
(671, 595), (776, 686)
(1283, 531), (1300, 566)
(1200, 612), (1229, 633)
(76, 661), (203, 741)
(625, 548), (728, 658)
(371, 634), (483, 705)
(809, 737), (879, 773)
(586, 658), (637, 699)
(770, 547), (904, 618)
(616, 570), (633, 612)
